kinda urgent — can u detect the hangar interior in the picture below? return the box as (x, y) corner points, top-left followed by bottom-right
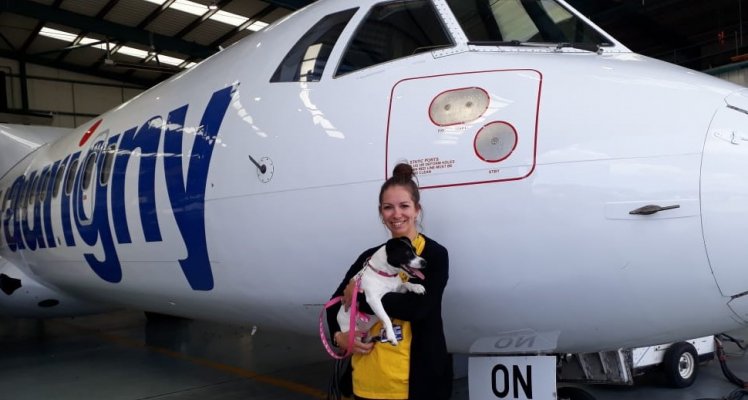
(2, 1), (748, 400)
(0, 0), (746, 128)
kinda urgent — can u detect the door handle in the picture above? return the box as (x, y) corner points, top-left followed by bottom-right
(628, 204), (680, 215)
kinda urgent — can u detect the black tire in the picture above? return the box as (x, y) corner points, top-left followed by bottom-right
(557, 386), (596, 400)
(662, 341), (699, 388)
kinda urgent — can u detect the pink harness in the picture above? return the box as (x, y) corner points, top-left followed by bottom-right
(319, 278), (365, 359)
(319, 259), (396, 359)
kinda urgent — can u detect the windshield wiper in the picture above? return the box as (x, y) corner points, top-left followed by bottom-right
(555, 42), (602, 53)
(468, 40), (603, 54)
(468, 40), (540, 47)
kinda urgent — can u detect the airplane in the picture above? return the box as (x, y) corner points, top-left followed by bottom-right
(1, 0), (747, 398)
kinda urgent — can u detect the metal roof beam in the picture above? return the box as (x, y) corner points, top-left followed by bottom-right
(56, 0), (121, 62)
(208, 4), (277, 48)
(174, 0), (234, 39)
(19, 0), (62, 53)
(261, 0), (313, 11)
(0, 0), (216, 58)
(0, 31), (17, 52)
(138, 0), (177, 29)
(0, 49), (153, 87)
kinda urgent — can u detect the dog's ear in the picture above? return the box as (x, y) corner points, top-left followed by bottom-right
(386, 237), (415, 254)
(397, 236), (413, 250)
(385, 237), (417, 268)
(385, 237), (410, 247)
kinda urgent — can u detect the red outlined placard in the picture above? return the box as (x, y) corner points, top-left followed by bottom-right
(385, 69), (542, 189)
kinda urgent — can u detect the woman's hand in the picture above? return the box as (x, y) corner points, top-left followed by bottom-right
(334, 331), (374, 355)
(342, 279), (361, 311)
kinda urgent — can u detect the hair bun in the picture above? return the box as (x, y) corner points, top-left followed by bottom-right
(380, 162), (421, 210)
(392, 163), (414, 180)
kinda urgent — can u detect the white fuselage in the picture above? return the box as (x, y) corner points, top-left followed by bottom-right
(1, 0), (747, 355)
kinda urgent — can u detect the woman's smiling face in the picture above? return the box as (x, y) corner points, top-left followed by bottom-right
(380, 185), (420, 240)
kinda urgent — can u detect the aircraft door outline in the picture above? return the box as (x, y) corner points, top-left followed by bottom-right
(702, 97), (748, 311)
(386, 69), (541, 188)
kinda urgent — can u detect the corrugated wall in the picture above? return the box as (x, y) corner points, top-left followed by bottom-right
(0, 57), (144, 128)
(708, 61), (748, 87)
(713, 67), (748, 87)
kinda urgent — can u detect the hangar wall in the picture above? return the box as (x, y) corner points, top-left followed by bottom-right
(0, 57), (144, 129)
(705, 57), (748, 86)
(712, 65), (748, 87)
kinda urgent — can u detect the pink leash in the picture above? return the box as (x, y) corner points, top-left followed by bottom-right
(319, 278), (368, 359)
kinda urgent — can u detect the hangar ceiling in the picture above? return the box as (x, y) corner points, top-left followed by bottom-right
(0, 0), (745, 88)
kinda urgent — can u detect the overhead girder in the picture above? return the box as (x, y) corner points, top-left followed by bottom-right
(55, 0), (120, 62)
(0, 49), (152, 87)
(0, 0), (216, 59)
(261, 0), (314, 11)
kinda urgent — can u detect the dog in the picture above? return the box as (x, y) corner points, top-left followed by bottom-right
(337, 237), (427, 346)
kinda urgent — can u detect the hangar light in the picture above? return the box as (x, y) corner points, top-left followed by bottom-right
(38, 27), (79, 42)
(116, 46), (149, 59)
(154, 54), (187, 66)
(40, 27), (109, 51)
(38, 27), (192, 69)
(246, 21), (269, 32)
(143, 0), (268, 31)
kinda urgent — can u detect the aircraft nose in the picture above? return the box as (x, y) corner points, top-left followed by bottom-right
(701, 88), (748, 317)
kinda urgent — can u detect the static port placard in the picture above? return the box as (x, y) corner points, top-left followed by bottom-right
(386, 70), (541, 189)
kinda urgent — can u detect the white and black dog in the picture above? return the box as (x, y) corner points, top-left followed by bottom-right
(337, 237), (427, 346)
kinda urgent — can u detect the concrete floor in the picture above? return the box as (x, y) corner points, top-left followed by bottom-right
(1, 310), (747, 400)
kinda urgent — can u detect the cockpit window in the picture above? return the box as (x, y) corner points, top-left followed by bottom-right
(24, 176), (35, 207)
(3, 188), (12, 212)
(28, 175), (39, 206)
(65, 159), (79, 196)
(82, 153), (96, 191)
(271, 8), (358, 82)
(39, 170), (49, 202)
(0, 189), (7, 214)
(336, 0), (453, 77)
(446, 0), (612, 48)
(53, 160), (66, 198)
(100, 144), (116, 186)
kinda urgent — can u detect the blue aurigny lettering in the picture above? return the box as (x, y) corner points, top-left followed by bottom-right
(2, 177), (23, 251)
(110, 127), (136, 244)
(42, 160), (62, 248)
(61, 153), (80, 247)
(163, 86), (234, 291)
(20, 170), (43, 251)
(74, 139), (121, 283)
(0, 85), (236, 291)
(112, 120), (161, 243)
(32, 167), (50, 249)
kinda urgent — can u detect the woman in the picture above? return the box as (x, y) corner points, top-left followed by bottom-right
(327, 163), (452, 400)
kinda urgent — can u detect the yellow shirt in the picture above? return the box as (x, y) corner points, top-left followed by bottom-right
(352, 234), (425, 399)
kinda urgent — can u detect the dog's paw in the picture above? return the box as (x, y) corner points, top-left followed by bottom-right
(410, 284), (426, 294)
(384, 329), (399, 346)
